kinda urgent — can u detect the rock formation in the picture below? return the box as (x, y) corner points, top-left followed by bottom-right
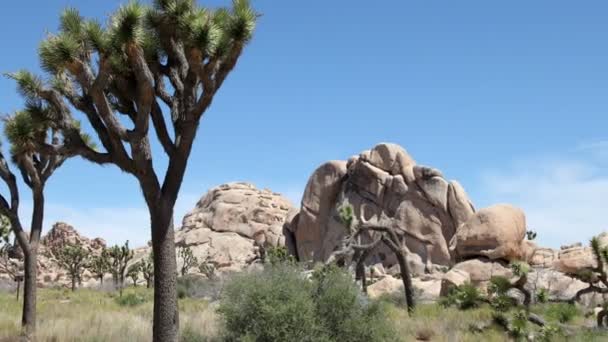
(286, 143), (478, 274)
(1, 222), (106, 288)
(450, 204), (531, 262)
(174, 182), (295, 274)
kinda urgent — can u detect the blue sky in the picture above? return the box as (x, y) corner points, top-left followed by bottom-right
(0, 0), (607, 247)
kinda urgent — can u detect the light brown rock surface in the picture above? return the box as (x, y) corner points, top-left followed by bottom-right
(451, 204), (528, 262)
(287, 143), (476, 273)
(366, 275), (442, 303)
(553, 233), (608, 274)
(175, 182), (296, 273)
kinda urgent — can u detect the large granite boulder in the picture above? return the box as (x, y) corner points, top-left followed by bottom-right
(366, 275), (442, 303)
(287, 143), (476, 274)
(174, 182), (295, 273)
(450, 204), (530, 262)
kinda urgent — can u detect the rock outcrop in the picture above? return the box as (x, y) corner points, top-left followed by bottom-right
(286, 143), (477, 273)
(42, 222), (106, 256)
(553, 233), (608, 274)
(174, 182), (295, 274)
(450, 204), (530, 262)
(1, 222), (106, 288)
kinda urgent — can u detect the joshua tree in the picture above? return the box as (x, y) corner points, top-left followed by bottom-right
(127, 263), (141, 287)
(526, 230), (537, 241)
(327, 202), (416, 314)
(179, 246), (198, 276)
(0, 218), (23, 300)
(0, 109), (70, 336)
(488, 261), (532, 311)
(199, 262), (216, 280)
(567, 236), (608, 326)
(56, 244), (89, 292)
(8, 1), (256, 339)
(88, 251), (111, 285)
(140, 251), (154, 288)
(107, 241), (134, 296)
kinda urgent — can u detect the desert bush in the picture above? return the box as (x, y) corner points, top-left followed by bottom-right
(115, 291), (149, 307)
(536, 288), (549, 304)
(545, 303), (580, 323)
(440, 283), (484, 310)
(266, 245), (296, 266)
(218, 265), (320, 341)
(508, 310), (529, 338)
(537, 324), (561, 342)
(218, 265), (397, 342)
(313, 268), (397, 342)
(177, 275), (224, 301)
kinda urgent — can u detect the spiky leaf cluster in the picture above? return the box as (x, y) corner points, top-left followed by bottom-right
(338, 203), (355, 232)
(510, 261), (530, 278)
(34, 0), (256, 78)
(526, 230), (537, 241)
(488, 276), (512, 296)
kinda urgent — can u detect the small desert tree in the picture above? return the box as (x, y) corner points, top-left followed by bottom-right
(140, 251), (154, 288)
(8, 1), (257, 340)
(107, 241), (134, 296)
(568, 236), (608, 327)
(56, 243), (89, 291)
(127, 263), (141, 287)
(488, 261), (532, 311)
(328, 202), (416, 314)
(0, 109), (71, 336)
(0, 216), (23, 299)
(178, 246), (198, 276)
(88, 251), (111, 285)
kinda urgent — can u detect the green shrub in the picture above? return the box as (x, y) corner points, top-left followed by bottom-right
(536, 288), (549, 304)
(537, 324), (561, 342)
(546, 303), (580, 323)
(218, 265), (398, 342)
(115, 292), (148, 307)
(508, 310), (529, 338)
(490, 294), (516, 311)
(312, 268), (397, 342)
(266, 246), (296, 266)
(440, 283), (484, 310)
(218, 265), (321, 342)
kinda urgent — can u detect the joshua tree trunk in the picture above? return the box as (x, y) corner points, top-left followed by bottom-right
(598, 309), (607, 327)
(71, 277), (76, 292)
(381, 236), (414, 314)
(21, 249), (37, 335)
(151, 213), (179, 342)
(394, 248), (415, 314)
(19, 189), (44, 337)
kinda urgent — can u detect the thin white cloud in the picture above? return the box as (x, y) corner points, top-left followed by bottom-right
(479, 147), (608, 248)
